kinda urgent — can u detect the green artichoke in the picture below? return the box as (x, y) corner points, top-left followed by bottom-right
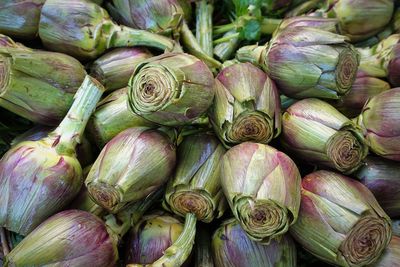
(330, 71), (391, 118)
(0, 0), (45, 39)
(236, 26), (360, 99)
(357, 88), (400, 161)
(4, 210), (118, 267)
(87, 87), (156, 148)
(86, 127), (176, 213)
(0, 46), (86, 125)
(0, 76), (104, 235)
(212, 218), (297, 267)
(128, 53), (215, 126)
(38, 0), (179, 61)
(290, 170), (392, 267)
(281, 98), (368, 174)
(124, 211), (187, 265)
(164, 133), (226, 223)
(221, 142), (301, 244)
(354, 156), (400, 218)
(209, 62), (281, 147)
(107, 0), (221, 68)
(90, 48), (153, 92)
(329, 0), (394, 42)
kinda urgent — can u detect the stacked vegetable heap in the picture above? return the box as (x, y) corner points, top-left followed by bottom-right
(1, 0), (400, 266)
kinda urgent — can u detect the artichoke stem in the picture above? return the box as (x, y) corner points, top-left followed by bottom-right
(196, 0), (214, 57)
(105, 188), (164, 241)
(260, 18), (282, 35)
(180, 22), (221, 68)
(235, 45), (266, 66)
(51, 76), (104, 156)
(127, 213), (197, 267)
(109, 24), (178, 52)
(0, 227), (10, 256)
(213, 23), (236, 35)
(214, 30), (240, 61)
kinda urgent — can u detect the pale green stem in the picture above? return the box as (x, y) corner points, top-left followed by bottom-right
(196, 0), (214, 56)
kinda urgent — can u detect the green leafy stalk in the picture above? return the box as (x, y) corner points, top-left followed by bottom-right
(196, 0), (214, 57)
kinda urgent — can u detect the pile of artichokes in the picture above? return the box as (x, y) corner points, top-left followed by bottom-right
(0, 0), (400, 266)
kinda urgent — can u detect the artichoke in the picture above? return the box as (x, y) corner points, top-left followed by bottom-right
(4, 210), (118, 267)
(128, 53), (215, 126)
(328, 0), (394, 42)
(164, 133), (226, 223)
(209, 62), (281, 148)
(124, 212), (187, 265)
(107, 0), (221, 68)
(374, 236), (400, 267)
(290, 170), (392, 267)
(236, 26), (360, 99)
(357, 88), (400, 161)
(221, 142), (301, 244)
(0, 76), (104, 235)
(38, 0), (179, 61)
(0, 0), (45, 39)
(281, 98), (368, 174)
(212, 218), (297, 267)
(330, 71), (391, 118)
(0, 46), (86, 125)
(86, 127), (176, 213)
(354, 156), (400, 218)
(90, 48), (153, 92)
(87, 87), (156, 148)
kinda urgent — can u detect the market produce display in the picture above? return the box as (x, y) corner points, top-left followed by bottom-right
(0, 0), (400, 266)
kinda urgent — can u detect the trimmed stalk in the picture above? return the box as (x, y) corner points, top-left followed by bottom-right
(196, 0), (214, 56)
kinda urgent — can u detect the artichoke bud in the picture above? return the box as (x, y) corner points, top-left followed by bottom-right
(356, 88), (400, 161)
(164, 133), (226, 222)
(353, 156), (400, 218)
(4, 210), (118, 267)
(212, 218), (297, 267)
(90, 48), (153, 92)
(38, 0), (178, 61)
(331, 0), (394, 42)
(0, 47), (87, 125)
(107, 0), (190, 37)
(209, 62), (281, 148)
(290, 170), (392, 267)
(221, 142), (301, 244)
(0, 0), (45, 40)
(0, 75), (105, 235)
(87, 87), (156, 148)
(85, 127), (177, 213)
(124, 211), (187, 265)
(281, 98), (368, 174)
(128, 53), (215, 126)
(239, 26), (360, 99)
(330, 71), (391, 118)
